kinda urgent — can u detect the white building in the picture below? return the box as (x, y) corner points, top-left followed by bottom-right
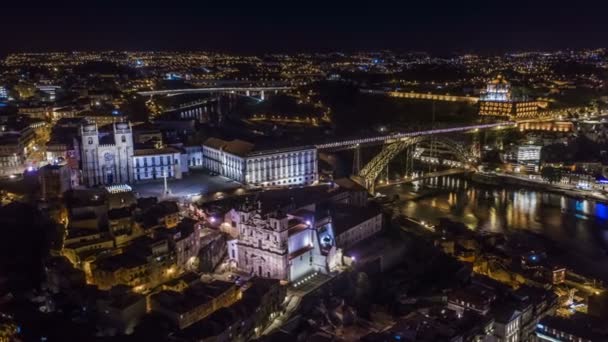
(133, 148), (182, 182)
(481, 75), (511, 102)
(0, 86), (8, 100)
(232, 201), (330, 282)
(202, 138), (252, 183)
(516, 145), (542, 164)
(80, 123), (134, 186)
(517, 145), (542, 172)
(80, 122), (183, 186)
(177, 145), (203, 174)
(202, 137), (318, 187)
(493, 308), (522, 342)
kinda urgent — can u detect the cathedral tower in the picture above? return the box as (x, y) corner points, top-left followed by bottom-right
(113, 122), (134, 184)
(81, 123), (100, 186)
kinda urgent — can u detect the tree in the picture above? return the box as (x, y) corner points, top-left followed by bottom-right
(541, 166), (562, 184)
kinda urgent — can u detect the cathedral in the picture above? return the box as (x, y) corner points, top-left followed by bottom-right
(80, 122), (134, 186)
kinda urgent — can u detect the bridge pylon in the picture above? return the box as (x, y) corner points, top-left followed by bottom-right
(352, 144), (361, 175)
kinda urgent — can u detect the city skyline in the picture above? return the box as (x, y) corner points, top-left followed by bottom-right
(2, 5), (608, 340)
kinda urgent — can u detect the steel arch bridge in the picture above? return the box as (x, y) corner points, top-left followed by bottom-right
(356, 135), (475, 193)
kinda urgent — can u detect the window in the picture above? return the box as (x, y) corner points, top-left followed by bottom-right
(88, 138), (93, 145)
(121, 135), (126, 143)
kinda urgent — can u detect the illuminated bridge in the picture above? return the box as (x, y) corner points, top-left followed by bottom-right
(315, 122), (513, 150)
(315, 122), (514, 193)
(137, 86), (292, 97)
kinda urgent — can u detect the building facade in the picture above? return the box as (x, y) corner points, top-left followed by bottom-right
(133, 148), (182, 182)
(182, 145), (203, 169)
(233, 202), (328, 282)
(80, 123), (134, 186)
(479, 75), (539, 120)
(0, 86), (7, 101)
(0, 122), (39, 176)
(202, 137), (318, 187)
(332, 205), (383, 249)
(80, 122), (186, 186)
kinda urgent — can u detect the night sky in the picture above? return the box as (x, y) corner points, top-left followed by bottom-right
(1, 1), (608, 55)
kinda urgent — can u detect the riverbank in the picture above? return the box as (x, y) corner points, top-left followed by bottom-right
(379, 175), (608, 282)
(470, 172), (608, 204)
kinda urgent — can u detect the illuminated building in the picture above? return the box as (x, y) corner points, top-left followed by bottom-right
(0, 135), (24, 176)
(536, 314), (606, 342)
(51, 106), (87, 121)
(36, 85), (61, 100)
(516, 145), (542, 172)
(80, 122), (135, 186)
(231, 199), (333, 282)
(479, 76), (539, 120)
(0, 122), (38, 176)
(517, 121), (574, 132)
(0, 86), (8, 101)
(180, 146), (203, 170)
(90, 237), (175, 291)
(80, 122), (183, 186)
(132, 148), (182, 182)
(517, 145), (542, 164)
(202, 137), (318, 187)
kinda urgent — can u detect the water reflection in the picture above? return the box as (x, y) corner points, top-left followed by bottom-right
(381, 175), (608, 278)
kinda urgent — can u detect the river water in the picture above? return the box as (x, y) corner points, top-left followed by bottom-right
(379, 176), (608, 281)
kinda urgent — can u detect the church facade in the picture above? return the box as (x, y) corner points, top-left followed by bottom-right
(80, 123), (134, 186)
(80, 122), (184, 187)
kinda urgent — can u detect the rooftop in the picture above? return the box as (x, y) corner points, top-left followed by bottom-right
(203, 137), (255, 157)
(203, 136), (316, 157)
(151, 280), (235, 314)
(331, 204), (382, 236)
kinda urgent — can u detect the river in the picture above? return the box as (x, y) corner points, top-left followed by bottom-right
(379, 176), (608, 281)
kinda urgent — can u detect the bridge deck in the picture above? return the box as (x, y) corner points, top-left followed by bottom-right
(138, 86), (292, 96)
(316, 122), (514, 150)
